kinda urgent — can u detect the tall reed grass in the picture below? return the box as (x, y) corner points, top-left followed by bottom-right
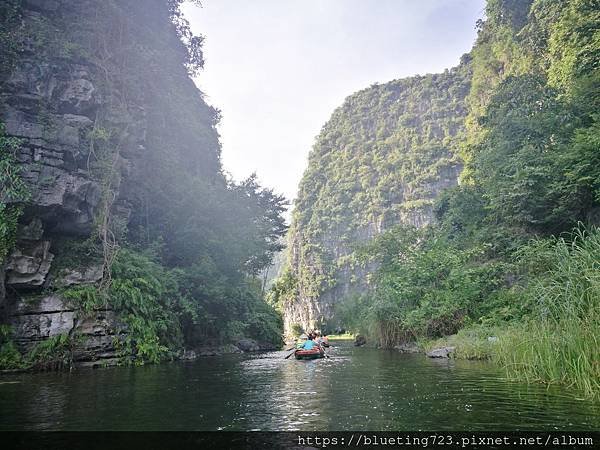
(494, 227), (600, 398)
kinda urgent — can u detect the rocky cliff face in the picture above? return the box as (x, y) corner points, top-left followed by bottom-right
(282, 60), (471, 334)
(0, 0), (218, 366)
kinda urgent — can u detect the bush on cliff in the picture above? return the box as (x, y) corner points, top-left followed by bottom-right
(61, 247), (283, 365)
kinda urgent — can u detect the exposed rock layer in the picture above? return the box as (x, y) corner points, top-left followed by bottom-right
(8, 293), (126, 367)
(0, 0), (216, 364)
(0, 3), (143, 363)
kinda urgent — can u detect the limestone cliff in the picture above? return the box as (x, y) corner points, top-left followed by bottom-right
(281, 59), (471, 334)
(0, 0), (220, 366)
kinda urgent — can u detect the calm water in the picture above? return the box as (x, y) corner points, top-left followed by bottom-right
(0, 341), (599, 431)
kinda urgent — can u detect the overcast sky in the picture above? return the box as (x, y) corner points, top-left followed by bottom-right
(183, 0), (485, 206)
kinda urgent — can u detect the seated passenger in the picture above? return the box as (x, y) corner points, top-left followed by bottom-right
(302, 339), (316, 350)
(296, 333), (308, 349)
(314, 332), (322, 343)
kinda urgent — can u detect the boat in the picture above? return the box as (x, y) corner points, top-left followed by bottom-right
(294, 347), (325, 360)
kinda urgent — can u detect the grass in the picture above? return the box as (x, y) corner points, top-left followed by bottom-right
(423, 316), (599, 399)
(427, 227), (600, 399)
(495, 318), (600, 398)
(496, 227), (600, 399)
(326, 333), (355, 341)
(421, 325), (501, 360)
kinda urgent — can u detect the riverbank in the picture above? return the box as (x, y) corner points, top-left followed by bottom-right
(0, 336), (280, 374)
(326, 333), (355, 341)
(327, 320), (599, 401)
(181, 338), (279, 360)
(329, 227), (600, 401)
(420, 326), (502, 361)
(420, 321), (600, 400)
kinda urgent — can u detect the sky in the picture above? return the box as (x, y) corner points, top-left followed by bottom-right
(182, 0), (485, 205)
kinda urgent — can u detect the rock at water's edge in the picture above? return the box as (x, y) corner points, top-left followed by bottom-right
(354, 335), (367, 347)
(394, 343), (420, 353)
(426, 346), (455, 358)
(236, 338), (260, 352)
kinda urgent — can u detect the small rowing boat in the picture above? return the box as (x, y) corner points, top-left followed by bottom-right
(294, 347), (325, 360)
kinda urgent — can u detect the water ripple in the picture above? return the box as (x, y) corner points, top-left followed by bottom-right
(0, 342), (598, 430)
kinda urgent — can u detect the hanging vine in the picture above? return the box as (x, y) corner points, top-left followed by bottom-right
(85, 4), (132, 293)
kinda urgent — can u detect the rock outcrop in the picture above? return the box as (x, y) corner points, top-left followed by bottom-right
(0, 2), (145, 363)
(6, 240), (54, 286)
(426, 346), (455, 358)
(8, 293), (126, 366)
(394, 343), (420, 353)
(236, 338), (261, 352)
(0, 0), (220, 365)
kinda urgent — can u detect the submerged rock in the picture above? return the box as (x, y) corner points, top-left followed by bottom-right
(221, 344), (244, 354)
(426, 346), (455, 358)
(354, 335), (367, 347)
(181, 349), (198, 360)
(394, 343), (420, 353)
(196, 348), (219, 357)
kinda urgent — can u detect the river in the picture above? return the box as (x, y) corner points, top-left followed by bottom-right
(1, 340), (599, 431)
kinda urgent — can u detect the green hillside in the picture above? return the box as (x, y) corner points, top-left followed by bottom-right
(274, 0), (600, 397)
(277, 60), (472, 332)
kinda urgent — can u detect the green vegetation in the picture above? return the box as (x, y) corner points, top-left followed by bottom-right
(0, 0), (287, 369)
(326, 333), (355, 341)
(423, 227), (600, 398)
(288, 323), (303, 338)
(25, 333), (77, 371)
(338, 225), (515, 347)
(61, 248), (182, 364)
(59, 0), (288, 355)
(0, 325), (77, 372)
(495, 228), (600, 397)
(421, 325), (502, 360)
(275, 0), (600, 398)
(0, 0), (23, 81)
(274, 59), (472, 327)
(0, 123), (30, 262)
(0, 325), (24, 370)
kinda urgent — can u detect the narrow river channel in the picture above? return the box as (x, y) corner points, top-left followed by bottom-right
(1, 341), (599, 431)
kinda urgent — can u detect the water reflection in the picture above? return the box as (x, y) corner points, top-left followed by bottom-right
(0, 341), (598, 430)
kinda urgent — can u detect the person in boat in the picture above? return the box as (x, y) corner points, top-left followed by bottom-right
(296, 333), (308, 349)
(314, 331), (323, 345)
(312, 332), (330, 353)
(302, 336), (317, 350)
